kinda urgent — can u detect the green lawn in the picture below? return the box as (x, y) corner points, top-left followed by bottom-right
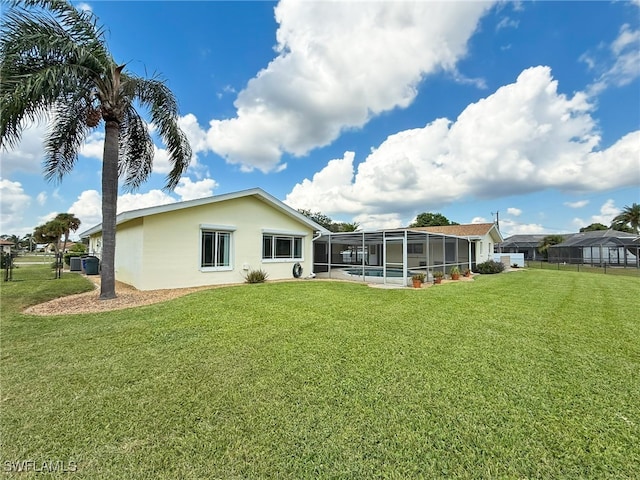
(1, 267), (639, 479)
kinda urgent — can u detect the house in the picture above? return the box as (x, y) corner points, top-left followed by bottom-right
(498, 234), (572, 261)
(45, 241), (81, 254)
(79, 188), (329, 291)
(548, 229), (639, 267)
(0, 239), (14, 254)
(410, 223), (503, 265)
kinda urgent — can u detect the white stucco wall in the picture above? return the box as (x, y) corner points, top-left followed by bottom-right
(113, 218), (144, 288)
(123, 195), (315, 290)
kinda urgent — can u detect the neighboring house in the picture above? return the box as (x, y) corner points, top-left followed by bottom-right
(45, 241), (80, 254)
(548, 229), (639, 267)
(0, 239), (14, 254)
(79, 188), (329, 291)
(498, 234), (560, 261)
(411, 223), (503, 265)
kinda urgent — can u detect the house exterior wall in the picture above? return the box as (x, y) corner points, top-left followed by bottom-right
(475, 238), (496, 263)
(124, 195), (315, 290)
(113, 218), (144, 288)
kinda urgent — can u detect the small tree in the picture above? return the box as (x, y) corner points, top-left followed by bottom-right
(537, 234), (565, 260)
(579, 223), (608, 232)
(409, 212), (459, 228)
(33, 219), (66, 278)
(298, 209), (335, 231)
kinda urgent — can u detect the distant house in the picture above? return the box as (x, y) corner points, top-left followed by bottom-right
(498, 234), (572, 261)
(0, 239), (14, 254)
(79, 188), (329, 291)
(45, 241), (81, 254)
(411, 223), (503, 264)
(548, 229), (639, 267)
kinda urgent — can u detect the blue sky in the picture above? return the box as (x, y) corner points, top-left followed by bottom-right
(1, 0), (639, 240)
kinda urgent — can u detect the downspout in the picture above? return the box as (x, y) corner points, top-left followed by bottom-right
(310, 230), (324, 278)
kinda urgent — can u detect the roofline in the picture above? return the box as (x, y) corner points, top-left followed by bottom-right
(79, 187), (330, 237)
(406, 223), (504, 242)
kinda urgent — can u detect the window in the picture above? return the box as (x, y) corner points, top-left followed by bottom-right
(263, 234), (303, 260)
(407, 243), (424, 254)
(201, 230), (231, 269)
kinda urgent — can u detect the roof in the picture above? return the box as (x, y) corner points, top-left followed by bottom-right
(0, 239), (15, 246)
(79, 187), (330, 237)
(500, 233), (572, 248)
(410, 223), (503, 241)
(550, 229), (639, 248)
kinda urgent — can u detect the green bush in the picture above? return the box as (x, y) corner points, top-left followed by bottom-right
(63, 244), (87, 265)
(474, 260), (505, 274)
(244, 269), (268, 284)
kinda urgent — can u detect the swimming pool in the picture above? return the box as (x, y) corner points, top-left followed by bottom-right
(343, 267), (416, 278)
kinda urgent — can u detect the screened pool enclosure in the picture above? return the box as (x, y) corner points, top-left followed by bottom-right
(313, 229), (472, 286)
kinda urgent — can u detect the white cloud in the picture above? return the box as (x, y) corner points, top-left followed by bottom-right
(0, 121), (47, 176)
(354, 213), (404, 231)
(507, 207), (522, 216)
(79, 131), (104, 160)
(564, 200), (589, 208)
(117, 190), (176, 214)
(471, 216), (488, 224)
(36, 192), (47, 206)
(67, 190), (103, 230)
(496, 17), (519, 31)
(0, 178), (31, 234)
(71, 189), (178, 232)
(286, 66), (639, 226)
(586, 23), (640, 95)
(76, 2), (92, 12)
(572, 199), (621, 229)
(174, 177), (217, 201)
(203, 0), (493, 172)
(499, 219), (549, 236)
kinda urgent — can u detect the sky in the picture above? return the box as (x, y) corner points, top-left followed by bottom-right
(1, 0), (639, 241)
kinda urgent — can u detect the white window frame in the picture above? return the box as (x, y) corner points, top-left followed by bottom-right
(199, 224), (235, 272)
(262, 229), (306, 263)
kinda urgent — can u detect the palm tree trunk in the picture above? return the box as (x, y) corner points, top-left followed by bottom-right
(100, 119), (119, 299)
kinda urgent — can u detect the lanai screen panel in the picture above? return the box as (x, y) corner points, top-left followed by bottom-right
(314, 229), (470, 285)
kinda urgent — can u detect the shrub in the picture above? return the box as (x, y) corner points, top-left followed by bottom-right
(63, 244), (87, 265)
(244, 269), (269, 284)
(474, 260), (505, 274)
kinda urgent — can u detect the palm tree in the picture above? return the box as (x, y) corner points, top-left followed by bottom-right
(611, 203), (640, 234)
(34, 219), (67, 278)
(54, 212), (81, 255)
(0, 0), (192, 299)
(537, 234), (565, 259)
(21, 233), (36, 252)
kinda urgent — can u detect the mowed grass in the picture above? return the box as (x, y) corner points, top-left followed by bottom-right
(1, 268), (639, 479)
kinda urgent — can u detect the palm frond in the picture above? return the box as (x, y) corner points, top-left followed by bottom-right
(118, 105), (154, 190)
(123, 75), (193, 190)
(0, 0), (110, 148)
(43, 88), (95, 183)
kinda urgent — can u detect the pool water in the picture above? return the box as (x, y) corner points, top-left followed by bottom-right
(344, 267), (416, 278)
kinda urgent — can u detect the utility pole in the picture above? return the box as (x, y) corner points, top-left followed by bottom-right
(491, 210), (500, 230)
